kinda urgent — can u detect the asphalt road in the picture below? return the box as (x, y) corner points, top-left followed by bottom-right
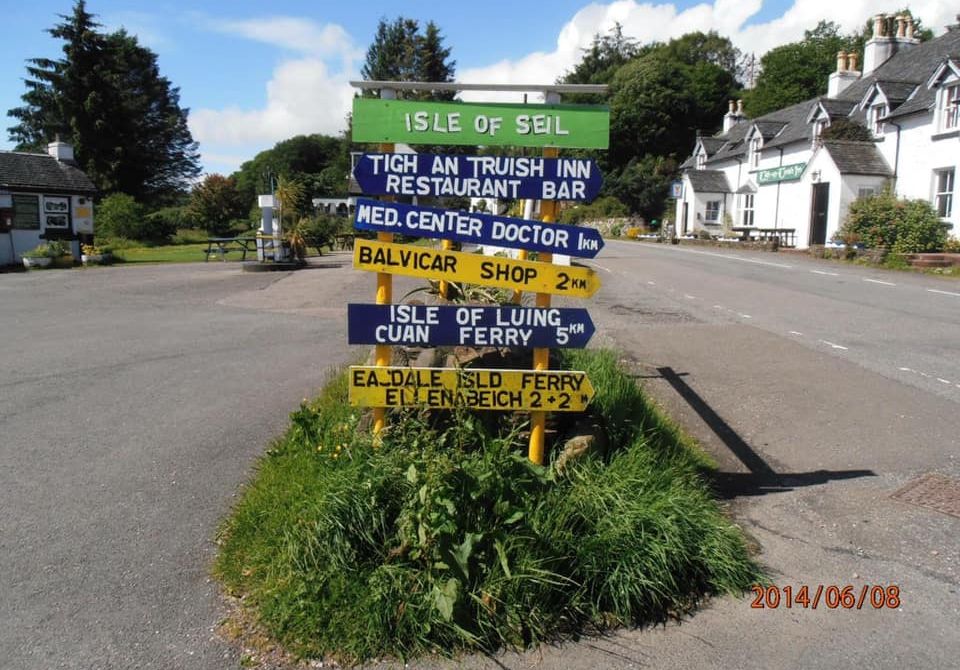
(2, 246), (958, 669)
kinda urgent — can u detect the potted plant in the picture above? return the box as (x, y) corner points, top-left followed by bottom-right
(81, 243), (111, 265)
(22, 243), (55, 269)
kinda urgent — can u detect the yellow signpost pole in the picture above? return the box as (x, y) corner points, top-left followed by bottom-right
(529, 146), (559, 465)
(511, 199), (533, 304)
(373, 88), (397, 439)
(439, 239), (453, 300)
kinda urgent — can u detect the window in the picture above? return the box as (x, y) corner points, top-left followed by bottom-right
(812, 119), (828, 146)
(740, 193), (755, 226)
(934, 168), (954, 218)
(941, 85), (960, 131)
(857, 187), (877, 200)
(12, 195), (39, 230)
(749, 136), (762, 168)
(696, 152), (706, 170)
(869, 103), (887, 135)
(705, 200), (721, 223)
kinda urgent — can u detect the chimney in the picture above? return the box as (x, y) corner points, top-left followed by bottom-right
(47, 137), (74, 163)
(723, 99), (744, 132)
(863, 12), (919, 76)
(828, 50), (860, 97)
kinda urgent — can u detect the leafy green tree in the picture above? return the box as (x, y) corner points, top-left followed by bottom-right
(743, 21), (856, 117)
(563, 23), (640, 86)
(605, 156), (678, 221)
(186, 174), (247, 235)
(361, 17), (456, 99)
(7, 1), (199, 205)
(660, 31), (741, 78)
(232, 134), (349, 206)
(95, 192), (157, 241)
(821, 118), (873, 141)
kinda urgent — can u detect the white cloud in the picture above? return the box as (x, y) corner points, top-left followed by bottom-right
(191, 2), (960, 172)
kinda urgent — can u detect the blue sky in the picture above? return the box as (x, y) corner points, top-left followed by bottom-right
(2, 1), (953, 176)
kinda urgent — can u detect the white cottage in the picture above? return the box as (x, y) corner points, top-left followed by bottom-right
(0, 140), (96, 265)
(676, 13), (960, 248)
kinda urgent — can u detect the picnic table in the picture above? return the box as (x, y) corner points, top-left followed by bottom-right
(730, 227), (797, 247)
(204, 237), (258, 261)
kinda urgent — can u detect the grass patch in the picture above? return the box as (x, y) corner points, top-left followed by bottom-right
(214, 349), (760, 664)
(113, 242), (214, 263)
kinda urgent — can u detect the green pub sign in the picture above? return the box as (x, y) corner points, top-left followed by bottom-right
(756, 162), (806, 185)
(352, 98), (610, 149)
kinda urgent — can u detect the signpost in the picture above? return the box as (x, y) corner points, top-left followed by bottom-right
(349, 366), (595, 412)
(353, 238), (600, 298)
(354, 198), (604, 258)
(352, 98), (609, 149)
(347, 304), (596, 348)
(352, 153), (602, 200)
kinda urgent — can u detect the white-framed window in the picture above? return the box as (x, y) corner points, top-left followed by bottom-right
(869, 103), (887, 136)
(940, 85), (960, 131)
(740, 193), (755, 226)
(705, 200), (721, 223)
(857, 187), (877, 200)
(696, 152), (706, 170)
(934, 168), (954, 218)
(749, 136), (762, 168)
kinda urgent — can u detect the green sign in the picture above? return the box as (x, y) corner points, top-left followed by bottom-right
(756, 163), (806, 185)
(352, 98), (610, 149)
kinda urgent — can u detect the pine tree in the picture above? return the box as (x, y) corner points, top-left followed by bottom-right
(7, 1), (200, 205)
(415, 22), (456, 100)
(360, 17), (456, 100)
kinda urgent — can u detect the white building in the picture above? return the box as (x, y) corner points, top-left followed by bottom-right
(1, 140), (95, 265)
(676, 14), (960, 248)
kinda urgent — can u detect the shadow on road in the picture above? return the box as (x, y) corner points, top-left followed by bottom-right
(654, 366), (876, 499)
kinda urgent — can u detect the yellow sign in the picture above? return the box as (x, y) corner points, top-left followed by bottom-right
(353, 239), (600, 298)
(349, 366), (594, 412)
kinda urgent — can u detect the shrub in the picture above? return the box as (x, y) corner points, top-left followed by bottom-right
(839, 189), (947, 254)
(559, 196), (629, 225)
(145, 206), (188, 241)
(95, 193), (175, 243)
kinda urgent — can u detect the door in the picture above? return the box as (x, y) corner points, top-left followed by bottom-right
(681, 202), (689, 235)
(809, 183), (830, 245)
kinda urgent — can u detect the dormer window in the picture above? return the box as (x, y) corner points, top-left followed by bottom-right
(940, 84), (960, 131)
(869, 103), (888, 136)
(696, 152), (706, 170)
(749, 136), (762, 168)
(812, 118), (828, 146)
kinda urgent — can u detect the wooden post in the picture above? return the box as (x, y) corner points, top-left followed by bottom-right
(373, 87), (396, 439)
(528, 140), (559, 464)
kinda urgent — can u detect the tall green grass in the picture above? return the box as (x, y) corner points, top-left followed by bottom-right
(214, 350), (759, 663)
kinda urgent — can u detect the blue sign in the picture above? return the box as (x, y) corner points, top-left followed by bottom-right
(353, 153), (603, 201)
(348, 304), (596, 348)
(353, 198), (604, 258)
(670, 180), (683, 198)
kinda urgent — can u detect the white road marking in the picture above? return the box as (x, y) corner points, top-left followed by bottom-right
(927, 288), (960, 297)
(656, 246), (794, 268)
(647, 281), (656, 285)
(898, 367), (913, 372)
(811, 270), (839, 276)
(739, 313), (752, 319)
(863, 278), (896, 286)
(937, 378), (952, 385)
(819, 339), (849, 350)
(684, 294), (697, 299)
(589, 262), (612, 274)
(789, 331), (803, 336)
(713, 305), (724, 309)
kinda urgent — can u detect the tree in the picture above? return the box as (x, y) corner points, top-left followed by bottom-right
(361, 17), (456, 99)
(8, 1), (200, 205)
(186, 175), (247, 235)
(273, 176), (307, 231)
(821, 118), (873, 141)
(563, 23), (639, 86)
(742, 21), (857, 117)
(95, 193), (145, 240)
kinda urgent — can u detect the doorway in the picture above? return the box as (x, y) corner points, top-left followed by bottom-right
(809, 183), (830, 245)
(681, 202), (689, 235)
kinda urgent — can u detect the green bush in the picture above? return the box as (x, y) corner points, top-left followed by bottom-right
(839, 189), (948, 254)
(215, 350), (759, 663)
(559, 196), (629, 225)
(95, 193), (175, 243)
(145, 206), (188, 241)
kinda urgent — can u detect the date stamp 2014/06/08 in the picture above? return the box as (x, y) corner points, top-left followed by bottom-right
(751, 585), (901, 610)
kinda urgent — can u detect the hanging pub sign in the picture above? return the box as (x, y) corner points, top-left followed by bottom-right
(756, 163), (806, 185)
(352, 153), (602, 200)
(353, 198), (604, 257)
(352, 98), (609, 149)
(347, 304), (596, 348)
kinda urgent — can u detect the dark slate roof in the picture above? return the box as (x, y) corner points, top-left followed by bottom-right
(699, 137), (726, 154)
(754, 120), (787, 139)
(687, 170), (731, 193)
(0, 151), (96, 194)
(823, 140), (893, 176)
(687, 28), (960, 170)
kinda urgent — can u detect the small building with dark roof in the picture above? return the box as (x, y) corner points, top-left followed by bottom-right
(676, 13), (960, 247)
(1, 140), (96, 265)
